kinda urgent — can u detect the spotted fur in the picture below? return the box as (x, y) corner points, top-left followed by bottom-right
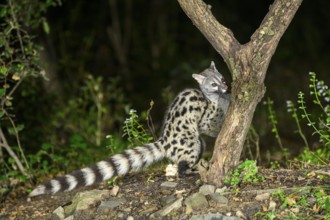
(29, 61), (230, 197)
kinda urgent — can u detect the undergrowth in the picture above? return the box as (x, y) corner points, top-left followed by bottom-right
(264, 72), (330, 168)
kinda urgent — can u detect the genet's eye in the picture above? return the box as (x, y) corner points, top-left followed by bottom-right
(211, 83), (217, 87)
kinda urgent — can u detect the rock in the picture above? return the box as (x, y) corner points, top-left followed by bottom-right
(190, 213), (243, 220)
(97, 197), (126, 211)
(209, 193), (229, 205)
(236, 210), (247, 220)
(127, 216), (134, 220)
(307, 197), (317, 205)
(160, 181), (178, 188)
(150, 197), (183, 218)
(138, 205), (158, 215)
(160, 195), (177, 206)
(111, 185), (120, 196)
(184, 193), (208, 214)
(64, 216), (74, 220)
(255, 193), (270, 201)
(199, 184), (215, 195)
(268, 200), (276, 211)
(290, 207), (300, 213)
(215, 186), (228, 194)
(51, 206), (65, 220)
(63, 190), (110, 216)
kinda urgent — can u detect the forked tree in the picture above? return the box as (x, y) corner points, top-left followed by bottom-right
(178, 0), (303, 185)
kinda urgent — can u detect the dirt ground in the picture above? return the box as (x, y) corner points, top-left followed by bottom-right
(0, 167), (329, 220)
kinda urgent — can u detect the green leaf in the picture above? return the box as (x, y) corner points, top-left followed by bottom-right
(0, 88), (5, 97)
(42, 20), (50, 34)
(0, 7), (7, 17)
(325, 197), (330, 213)
(0, 66), (8, 75)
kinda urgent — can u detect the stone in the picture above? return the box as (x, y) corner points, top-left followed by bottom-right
(236, 210), (247, 220)
(160, 195), (177, 206)
(51, 206), (65, 220)
(268, 200), (276, 211)
(63, 216), (74, 220)
(97, 197), (126, 210)
(160, 181), (178, 188)
(63, 190), (110, 216)
(184, 193), (208, 214)
(111, 185), (120, 196)
(190, 213), (243, 220)
(150, 197), (183, 218)
(215, 186), (228, 194)
(209, 193), (229, 205)
(199, 184), (216, 195)
(255, 193), (270, 201)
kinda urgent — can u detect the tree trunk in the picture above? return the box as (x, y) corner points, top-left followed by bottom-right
(177, 0), (303, 186)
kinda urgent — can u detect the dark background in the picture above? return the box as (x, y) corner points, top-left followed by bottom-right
(14, 0), (330, 160)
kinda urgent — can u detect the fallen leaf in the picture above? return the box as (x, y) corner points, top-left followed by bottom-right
(285, 197), (296, 206)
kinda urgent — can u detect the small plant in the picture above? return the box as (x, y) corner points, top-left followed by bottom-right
(266, 187), (330, 219)
(269, 161), (281, 170)
(254, 211), (277, 220)
(314, 188), (330, 218)
(224, 160), (264, 187)
(122, 109), (153, 147)
(266, 98), (289, 161)
(286, 100), (309, 149)
(287, 72), (330, 166)
(297, 72), (330, 145)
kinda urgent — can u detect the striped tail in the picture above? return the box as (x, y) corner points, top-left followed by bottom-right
(29, 141), (165, 197)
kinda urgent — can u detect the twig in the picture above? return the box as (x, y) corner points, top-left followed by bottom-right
(314, 170), (330, 177)
(0, 127), (27, 175)
(6, 112), (30, 170)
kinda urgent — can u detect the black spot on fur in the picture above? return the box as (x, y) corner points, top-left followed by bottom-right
(171, 147), (177, 157)
(164, 143), (171, 150)
(180, 139), (185, 145)
(179, 97), (186, 105)
(181, 107), (187, 116)
(171, 97), (179, 108)
(182, 91), (191, 96)
(189, 96), (198, 102)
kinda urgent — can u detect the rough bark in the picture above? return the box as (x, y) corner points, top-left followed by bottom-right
(178, 0), (303, 186)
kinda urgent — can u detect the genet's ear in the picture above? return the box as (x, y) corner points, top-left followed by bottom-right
(210, 61), (217, 71)
(192, 74), (205, 85)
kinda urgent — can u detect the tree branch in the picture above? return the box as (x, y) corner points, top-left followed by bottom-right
(248, 0), (303, 81)
(177, 0), (240, 73)
(0, 127), (27, 175)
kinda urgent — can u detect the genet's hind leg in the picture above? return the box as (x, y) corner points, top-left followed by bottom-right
(177, 137), (204, 177)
